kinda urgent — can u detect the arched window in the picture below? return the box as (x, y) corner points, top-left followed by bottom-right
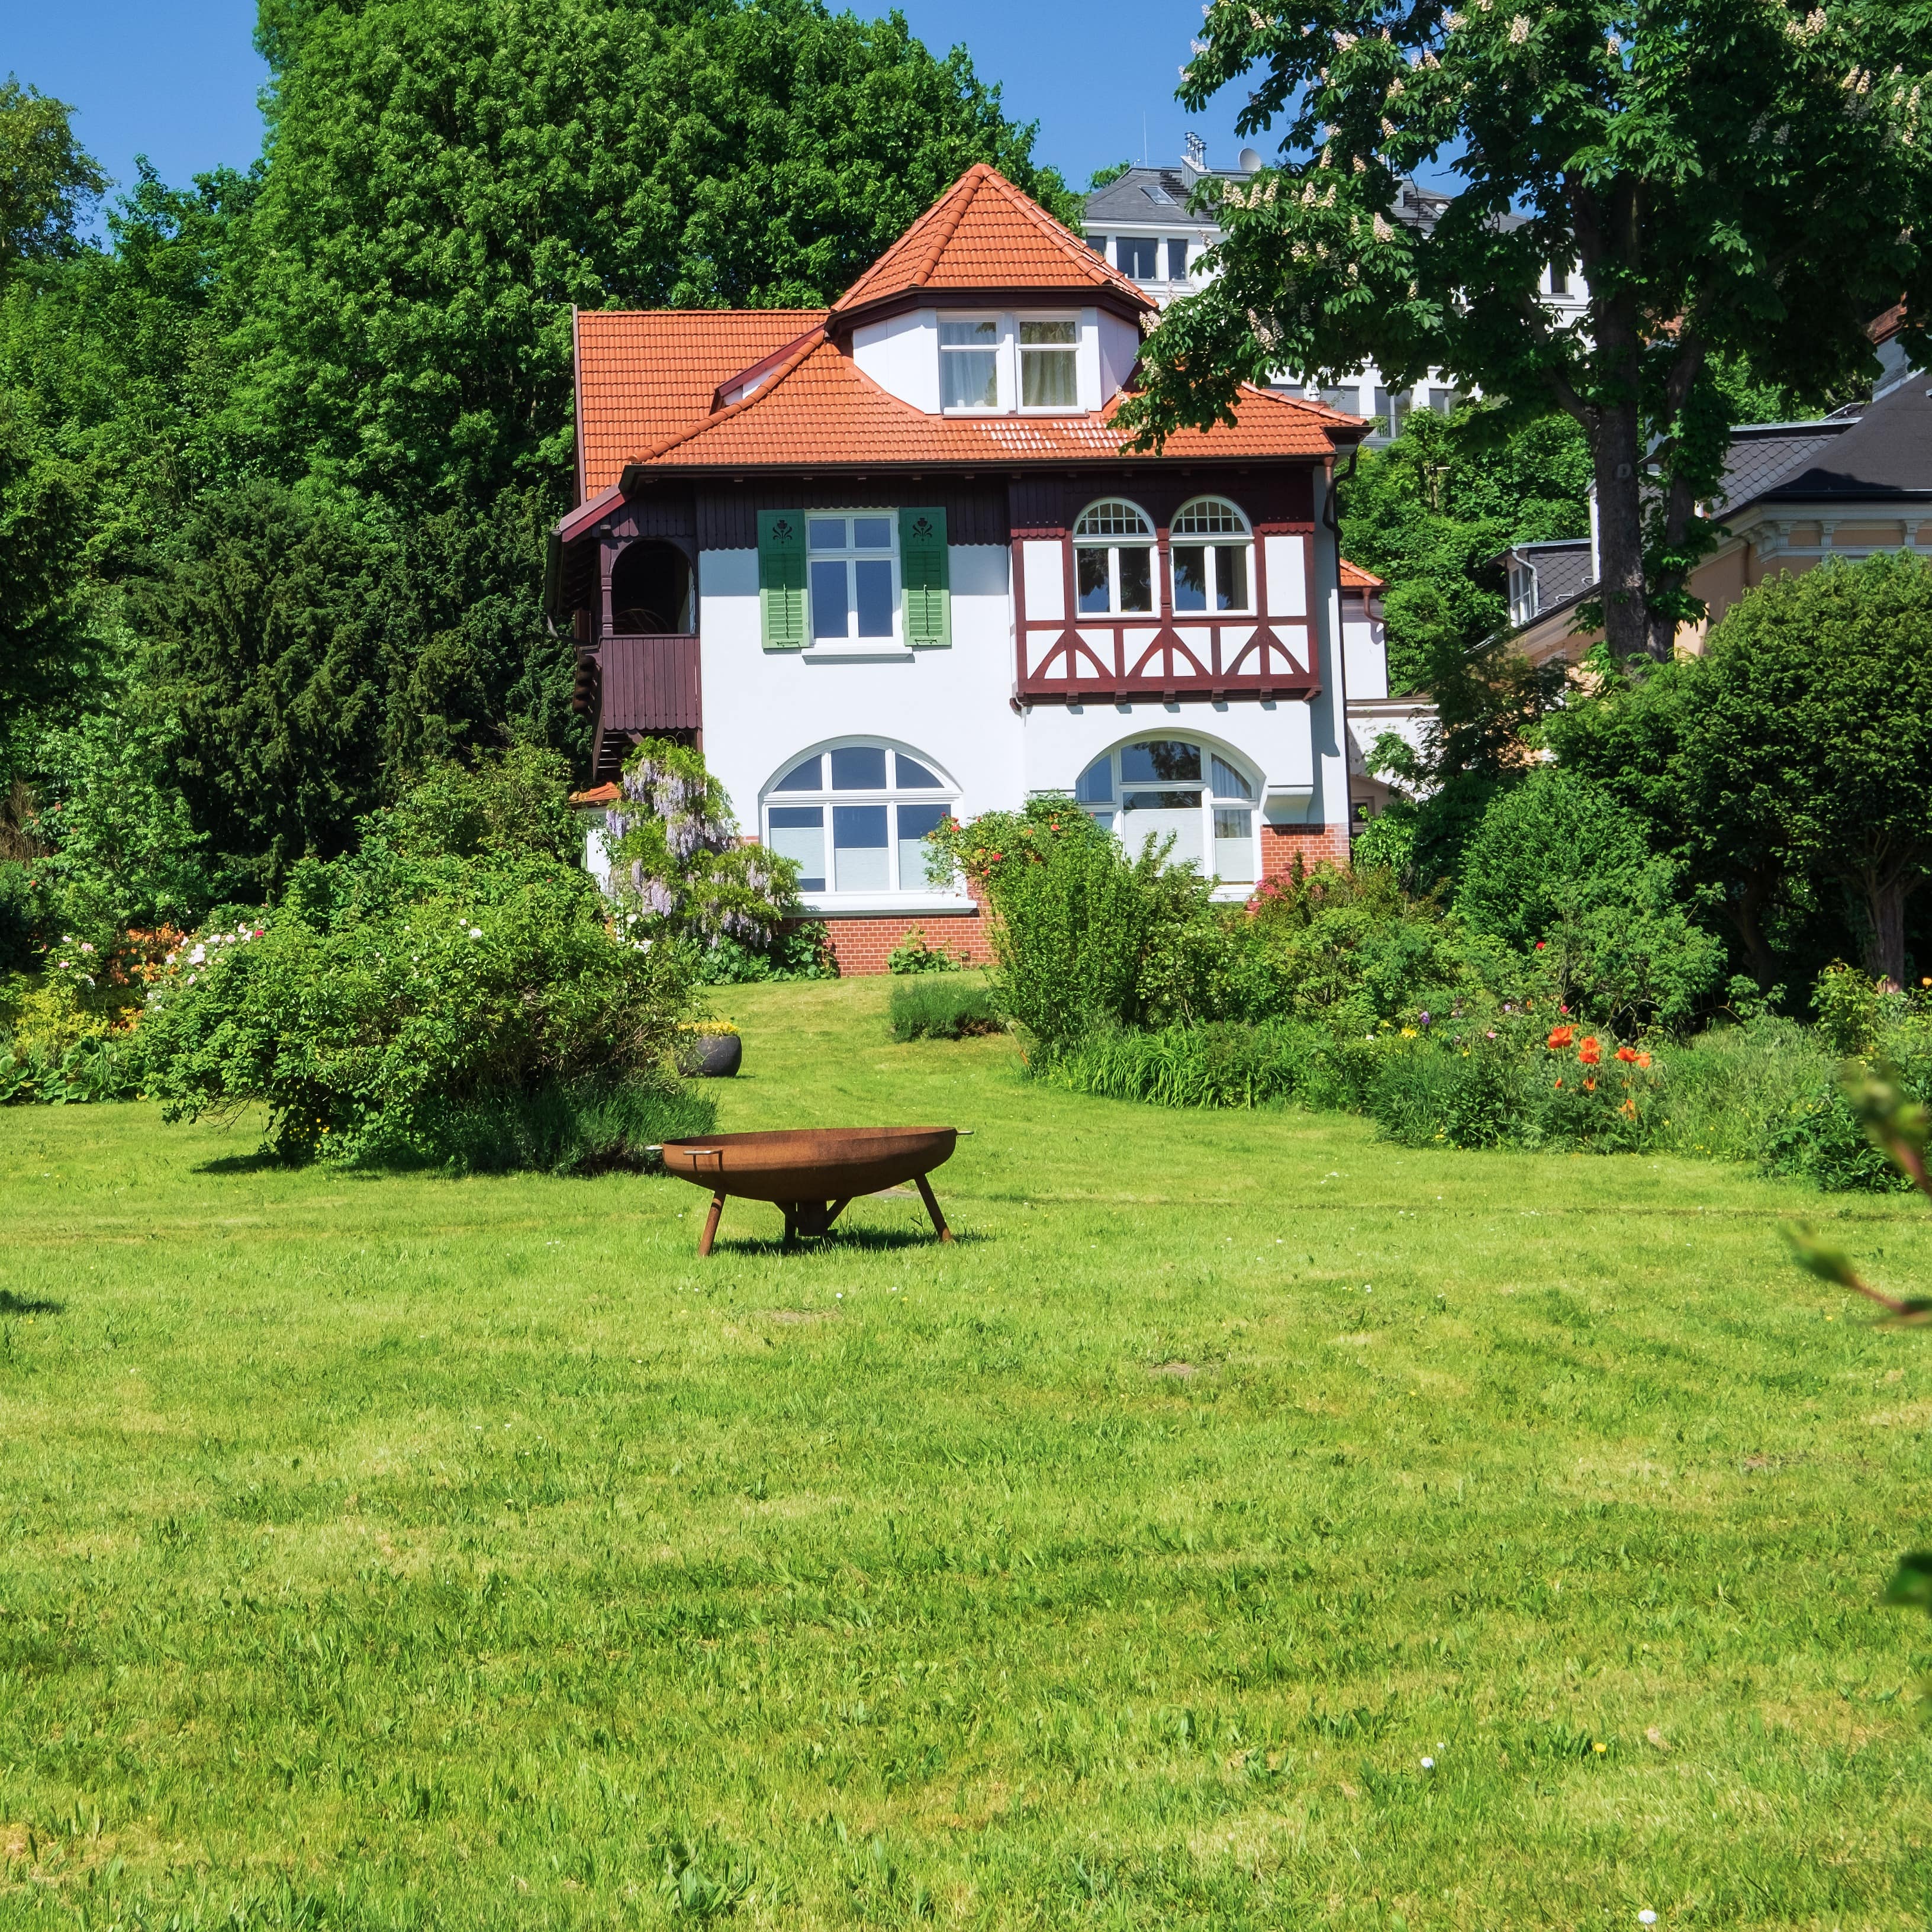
(610, 540), (693, 635)
(1074, 738), (1258, 884)
(762, 742), (957, 896)
(1073, 498), (1155, 616)
(1169, 497), (1252, 615)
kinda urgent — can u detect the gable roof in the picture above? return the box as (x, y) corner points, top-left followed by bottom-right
(576, 307), (826, 497)
(1750, 373), (1932, 503)
(832, 163), (1152, 323)
(614, 328), (1354, 481)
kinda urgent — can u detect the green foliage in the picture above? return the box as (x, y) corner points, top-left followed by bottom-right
(1339, 407), (1592, 691)
(0, 79), (108, 269)
(421, 1073), (716, 1177)
(887, 927), (967, 974)
(241, 0), (1076, 508)
(137, 758), (697, 1164)
(1134, 0), (1932, 657)
(888, 977), (1000, 1042)
(1455, 769), (1723, 1029)
(1046, 1017), (1344, 1110)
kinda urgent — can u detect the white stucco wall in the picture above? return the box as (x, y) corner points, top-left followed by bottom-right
(851, 311), (942, 414)
(1342, 602), (1389, 700)
(697, 544), (1022, 909)
(1306, 471), (1350, 832)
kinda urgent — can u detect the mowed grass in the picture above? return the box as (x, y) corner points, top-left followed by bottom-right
(4, 977), (1932, 1930)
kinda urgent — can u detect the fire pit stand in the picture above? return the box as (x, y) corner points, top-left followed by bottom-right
(658, 1127), (961, 1255)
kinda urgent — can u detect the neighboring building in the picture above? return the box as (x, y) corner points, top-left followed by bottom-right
(550, 164), (1389, 971)
(1084, 146), (1589, 445)
(1508, 317), (1930, 666)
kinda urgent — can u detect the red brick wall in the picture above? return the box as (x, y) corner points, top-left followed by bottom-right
(1260, 819), (1353, 880)
(795, 910), (991, 976)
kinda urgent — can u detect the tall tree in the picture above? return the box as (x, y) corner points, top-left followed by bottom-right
(0, 79), (108, 271)
(1123, 0), (1932, 660)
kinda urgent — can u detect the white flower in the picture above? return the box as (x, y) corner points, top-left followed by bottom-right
(469, 927), (484, 939)
(1637, 1915), (1657, 1927)
(188, 945), (206, 965)
(79, 942), (94, 954)
(1421, 1756), (1434, 1768)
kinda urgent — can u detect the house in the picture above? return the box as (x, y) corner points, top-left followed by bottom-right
(549, 163), (1383, 971)
(1086, 144), (1588, 444)
(1506, 315), (1928, 666)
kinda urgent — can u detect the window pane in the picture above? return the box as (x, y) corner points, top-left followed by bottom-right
(896, 755), (943, 789)
(832, 804), (889, 891)
(1118, 546), (1153, 613)
(1167, 238), (1189, 281)
(1216, 543), (1250, 611)
(1118, 237), (1157, 279)
(1120, 794), (1203, 865)
(810, 559), (848, 639)
(940, 319), (997, 345)
(853, 517), (892, 549)
(1209, 754), (1254, 801)
(1172, 545), (1208, 613)
(854, 558), (894, 637)
(941, 350), (998, 408)
(830, 746), (888, 790)
(1075, 757), (1113, 804)
(1021, 347), (1077, 407)
(768, 806), (825, 891)
(809, 519), (846, 551)
(1122, 740), (1202, 782)
(773, 755), (822, 791)
(1213, 807), (1255, 883)
(896, 802), (949, 890)
(1076, 546), (1111, 614)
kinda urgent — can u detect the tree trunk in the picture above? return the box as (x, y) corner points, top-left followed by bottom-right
(1592, 397), (1651, 662)
(1859, 867), (1910, 988)
(1726, 869), (1781, 993)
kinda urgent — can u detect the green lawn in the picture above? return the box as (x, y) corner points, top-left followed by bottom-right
(3, 977), (1930, 1928)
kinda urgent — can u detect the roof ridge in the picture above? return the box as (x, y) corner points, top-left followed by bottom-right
(907, 166), (987, 285)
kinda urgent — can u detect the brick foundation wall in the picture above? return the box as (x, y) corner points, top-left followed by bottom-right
(800, 909), (991, 976)
(1260, 820), (1353, 880)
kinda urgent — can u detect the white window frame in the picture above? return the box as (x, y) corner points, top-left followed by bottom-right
(1073, 737), (1261, 893)
(761, 740), (966, 908)
(1168, 495), (1255, 617)
(804, 511), (901, 649)
(1017, 314), (1080, 413)
(1116, 236), (1159, 281)
(1072, 497), (1158, 619)
(939, 314), (1003, 413)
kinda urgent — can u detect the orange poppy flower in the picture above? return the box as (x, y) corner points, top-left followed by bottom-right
(1585, 1076), (1596, 1091)
(1578, 1036), (1602, 1065)
(1635, 1052), (1651, 1069)
(1615, 1045), (1638, 1064)
(1554, 1078), (1563, 1089)
(1547, 1025), (1574, 1049)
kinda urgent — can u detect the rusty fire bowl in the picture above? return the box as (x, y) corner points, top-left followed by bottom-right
(659, 1125), (959, 1254)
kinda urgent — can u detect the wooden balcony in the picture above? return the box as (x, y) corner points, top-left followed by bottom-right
(1016, 620), (1319, 705)
(591, 633), (701, 777)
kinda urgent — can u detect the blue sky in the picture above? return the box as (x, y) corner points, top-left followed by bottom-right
(8, 0), (1277, 233)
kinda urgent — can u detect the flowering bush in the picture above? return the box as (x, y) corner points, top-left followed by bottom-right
(606, 739), (807, 963)
(140, 858), (699, 1165)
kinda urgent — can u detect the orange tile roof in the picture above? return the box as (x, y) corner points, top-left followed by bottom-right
(614, 331), (1352, 477)
(576, 307), (825, 496)
(833, 163), (1152, 319)
(1340, 560), (1384, 589)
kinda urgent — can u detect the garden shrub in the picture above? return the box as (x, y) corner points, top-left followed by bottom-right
(888, 927), (966, 974)
(1047, 1019), (1318, 1108)
(425, 1072), (716, 1176)
(688, 923), (833, 984)
(140, 858), (697, 1167)
(890, 978), (1001, 1041)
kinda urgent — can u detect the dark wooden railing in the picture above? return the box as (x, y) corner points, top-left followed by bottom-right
(600, 633), (701, 733)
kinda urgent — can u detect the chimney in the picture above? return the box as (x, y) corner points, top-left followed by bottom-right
(1183, 131), (1206, 173)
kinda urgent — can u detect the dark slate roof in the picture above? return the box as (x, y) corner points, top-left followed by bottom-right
(1519, 540), (1595, 612)
(1753, 374), (1932, 503)
(1714, 419), (1857, 511)
(1083, 165), (1234, 228)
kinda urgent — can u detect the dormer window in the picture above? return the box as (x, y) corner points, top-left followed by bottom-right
(940, 319), (999, 409)
(1019, 319), (1077, 407)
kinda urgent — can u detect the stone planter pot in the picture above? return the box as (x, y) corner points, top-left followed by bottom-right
(680, 1032), (742, 1078)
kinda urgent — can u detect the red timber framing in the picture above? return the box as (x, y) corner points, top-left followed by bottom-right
(1007, 468), (1323, 707)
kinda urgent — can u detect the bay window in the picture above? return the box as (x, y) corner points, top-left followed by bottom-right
(1019, 319), (1077, 407)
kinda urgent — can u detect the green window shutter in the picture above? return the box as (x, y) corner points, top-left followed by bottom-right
(900, 506), (951, 649)
(758, 510), (807, 650)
